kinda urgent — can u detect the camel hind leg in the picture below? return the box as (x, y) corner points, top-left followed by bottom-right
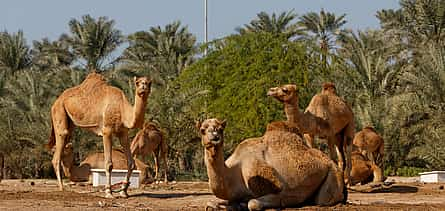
(118, 130), (134, 198)
(160, 139), (168, 183)
(51, 106), (72, 191)
(314, 164), (346, 205)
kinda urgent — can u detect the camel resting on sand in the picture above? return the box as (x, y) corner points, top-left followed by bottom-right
(353, 127), (384, 167)
(47, 72), (151, 198)
(130, 122), (168, 183)
(59, 143), (154, 186)
(349, 151), (383, 186)
(353, 126), (385, 183)
(197, 118), (346, 211)
(267, 84), (352, 184)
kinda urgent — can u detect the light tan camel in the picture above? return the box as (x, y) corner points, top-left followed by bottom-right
(197, 118), (346, 210)
(304, 83), (355, 184)
(47, 72), (151, 198)
(267, 84), (353, 184)
(59, 143), (154, 186)
(349, 151), (383, 186)
(353, 126), (384, 182)
(130, 121), (168, 183)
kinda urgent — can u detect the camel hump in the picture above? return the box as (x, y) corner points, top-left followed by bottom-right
(79, 72), (107, 93)
(363, 126), (376, 132)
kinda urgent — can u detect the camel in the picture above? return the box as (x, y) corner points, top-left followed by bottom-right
(197, 118), (346, 210)
(130, 121), (168, 183)
(353, 126), (385, 182)
(47, 72), (152, 198)
(349, 151), (383, 186)
(267, 84), (353, 184)
(59, 143), (154, 186)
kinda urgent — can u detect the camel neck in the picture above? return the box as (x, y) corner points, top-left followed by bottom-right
(124, 93), (148, 129)
(204, 146), (231, 200)
(284, 97), (299, 124)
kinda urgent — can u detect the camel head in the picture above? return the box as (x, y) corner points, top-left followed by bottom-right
(196, 118), (226, 149)
(134, 76), (152, 97)
(322, 82), (336, 95)
(267, 84), (298, 103)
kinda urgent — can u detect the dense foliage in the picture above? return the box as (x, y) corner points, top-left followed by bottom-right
(1, 0), (445, 180)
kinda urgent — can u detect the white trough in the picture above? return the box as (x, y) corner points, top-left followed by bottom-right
(419, 171), (445, 183)
(91, 169), (140, 188)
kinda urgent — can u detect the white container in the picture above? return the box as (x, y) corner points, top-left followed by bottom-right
(419, 171), (445, 183)
(91, 169), (140, 188)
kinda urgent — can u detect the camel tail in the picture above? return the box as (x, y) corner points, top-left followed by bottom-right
(46, 121), (56, 150)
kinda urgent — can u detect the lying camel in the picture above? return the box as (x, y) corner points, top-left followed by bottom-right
(47, 72), (151, 198)
(349, 151), (382, 186)
(59, 143), (154, 186)
(197, 118), (345, 210)
(130, 122), (168, 183)
(353, 126), (384, 167)
(353, 126), (385, 183)
(267, 84), (352, 183)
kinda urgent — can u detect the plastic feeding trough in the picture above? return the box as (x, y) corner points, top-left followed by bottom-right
(419, 171), (445, 183)
(91, 169), (140, 188)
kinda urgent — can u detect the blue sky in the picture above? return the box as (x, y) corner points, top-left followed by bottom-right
(0, 0), (400, 44)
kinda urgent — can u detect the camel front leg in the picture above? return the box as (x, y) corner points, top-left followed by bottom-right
(304, 134), (315, 148)
(102, 127), (114, 198)
(153, 151), (159, 181)
(119, 130), (134, 198)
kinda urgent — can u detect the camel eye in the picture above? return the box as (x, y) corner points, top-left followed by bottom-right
(282, 88), (288, 93)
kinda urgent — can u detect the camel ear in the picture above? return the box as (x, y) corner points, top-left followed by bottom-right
(195, 121), (204, 135)
(134, 76), (138, 85)
(65, 143), (73, 150)
(220, 120), (227, 129)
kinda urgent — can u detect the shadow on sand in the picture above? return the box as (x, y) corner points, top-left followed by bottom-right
(131, 192), (212, 199)
(349, 184), (418, 193)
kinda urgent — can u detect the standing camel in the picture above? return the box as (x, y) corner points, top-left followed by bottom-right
(267, 84), (353, 184)
(130, 121), (168, 183)
(47, 72), (151, 198)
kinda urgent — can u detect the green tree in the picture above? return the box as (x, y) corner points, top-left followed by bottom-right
(67, 15), (123, 71)
(173, 33), (319, 155)
(0, 30), (31, 73)
(299, 9), (347, 69)
(122, 21), (196, 83)
(31, 36), (75, 71)
(236, 10), (302, 39)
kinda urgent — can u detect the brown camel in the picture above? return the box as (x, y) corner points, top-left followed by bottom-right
(353, 126), (384, 182)
(130, 121), (168, 183)
(198, 118), (345, 210)
(267, 84), (353, 184)
(47, 72), (151, 198)
(59, 143), (154, 186)
(349, 151), (383, 186)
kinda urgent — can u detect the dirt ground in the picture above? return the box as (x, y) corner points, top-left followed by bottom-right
(0, 178), (444, 210)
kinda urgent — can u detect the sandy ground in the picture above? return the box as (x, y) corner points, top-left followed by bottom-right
(0, 177), (444, 210)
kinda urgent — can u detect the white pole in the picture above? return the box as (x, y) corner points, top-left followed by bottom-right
(204, 0), (208, 56)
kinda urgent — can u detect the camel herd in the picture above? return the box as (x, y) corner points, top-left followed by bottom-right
(46, 72), (385, 210)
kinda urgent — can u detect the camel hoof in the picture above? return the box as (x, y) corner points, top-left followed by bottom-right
(104, 189), (114, 199)
(247, 199), (263, 211)
(119, 190), (129, 198)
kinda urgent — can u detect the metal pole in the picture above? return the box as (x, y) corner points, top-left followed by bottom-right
(204, 0), (208, 56)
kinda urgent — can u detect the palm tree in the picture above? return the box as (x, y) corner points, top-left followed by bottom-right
(299, 9), (347, 69)
(0, 30), (31, 73)
(122, 21), (196, 82)
(236, 10), (302, 39)
(31, 35), (75, 70)
(66, 15), (123, 71)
